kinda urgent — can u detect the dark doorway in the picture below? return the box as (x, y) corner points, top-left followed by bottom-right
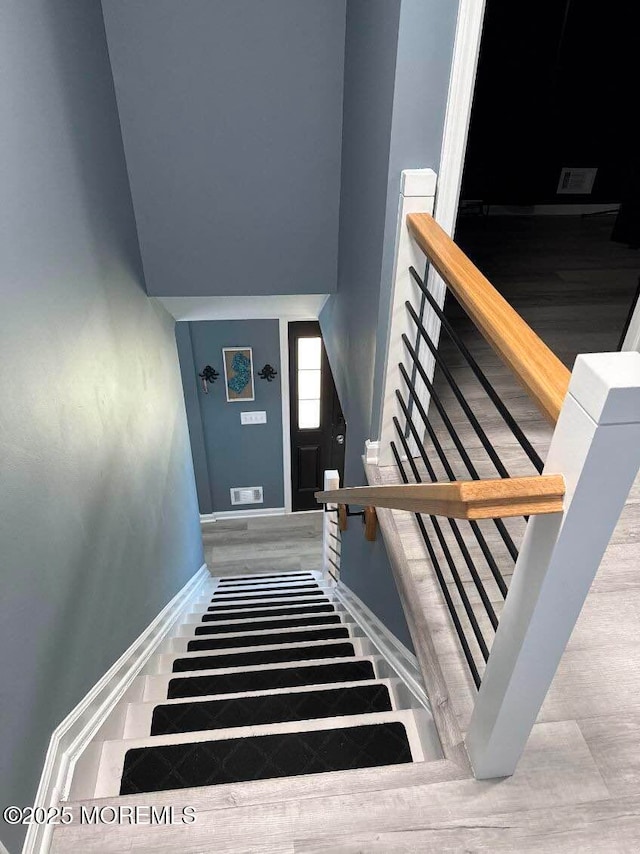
(288, 321), (345, 511)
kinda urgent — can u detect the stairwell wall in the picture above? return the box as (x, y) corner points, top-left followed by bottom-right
(320, 0), (458, 653)
(0, 2), (203, 850)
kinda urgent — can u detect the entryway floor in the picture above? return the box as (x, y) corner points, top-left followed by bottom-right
(202, 512), (323, 578)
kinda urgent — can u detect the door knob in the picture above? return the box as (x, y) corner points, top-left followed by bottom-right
(336, 434), (345, 444)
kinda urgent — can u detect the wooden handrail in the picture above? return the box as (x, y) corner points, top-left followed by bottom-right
(406, 212), (571, 424)
(316, 475), (565, 520)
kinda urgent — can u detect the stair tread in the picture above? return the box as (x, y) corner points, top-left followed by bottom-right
(167, 659), (377, 698)
(118, 719), (414, 795)
(194, 613), (342, 634)
(206, 597), (330, 613)
(172, 641), (357, 672)
(210, 590), (326, 603)
(150, 683), (393, 735)
(218, 572), (315, 583)
(202, 603), (335, 621)
(186, 626), (349, 652)
(213, 583), (320, 595)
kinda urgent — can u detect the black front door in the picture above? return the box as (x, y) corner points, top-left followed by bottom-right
(288, 321), (346, 511)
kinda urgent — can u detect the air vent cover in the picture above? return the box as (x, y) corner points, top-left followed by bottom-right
(230, 486), (263, 506)
(557, 167), (597, 195)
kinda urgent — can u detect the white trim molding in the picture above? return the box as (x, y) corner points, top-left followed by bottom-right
(434, 0), (486, 237)
(378, 168), (437, 466)
(280, 318), (293, 513)
(200, 507), (286, 523)
(23, 564), (209, 854)
(333, 581), (431, 713)
(411, 0), (487, 428)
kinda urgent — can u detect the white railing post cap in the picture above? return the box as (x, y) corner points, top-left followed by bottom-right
(569, 352), (640, 425)
(400, 168), (437, 198)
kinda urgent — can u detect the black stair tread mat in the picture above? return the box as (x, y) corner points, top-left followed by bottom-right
(214, 583), (319, 595)
(219, 578), (315, 588)
(167, 660), (376, 698)
(195, 614), (341, 635)
(187, 626), (349, 652)
(172, 642), (356, 673)
(120, 722), (412, 794)
(150, 684), (393, 735)
(207, 597), (329, 613)
(210, 590), (325, 603)
(201, 604), (335, 622)
(219, 573), (313, 583)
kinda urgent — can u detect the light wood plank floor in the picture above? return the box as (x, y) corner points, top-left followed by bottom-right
(51, 216), (640, 851)
(201, 512), (323, 577)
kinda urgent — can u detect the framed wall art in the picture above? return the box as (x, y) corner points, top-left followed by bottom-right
(222, 346), (255, 402)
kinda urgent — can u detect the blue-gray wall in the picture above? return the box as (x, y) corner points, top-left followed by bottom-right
(320, 0), (402, 489)
(177, 320), (285, 514)
(370, 0), (458, 437)
(0, 2), (203, 849)
(101, 0), (346, 299)
(321, 0), (458, 651)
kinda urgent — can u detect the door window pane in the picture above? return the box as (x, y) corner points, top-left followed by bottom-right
(298, 337), (321, 370)
(298, 399), (321, 430)
(297, 337), (321, 429)
(298, 369), (321, 400)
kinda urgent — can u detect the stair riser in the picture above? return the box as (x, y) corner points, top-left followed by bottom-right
(142, 655), (384, 702)
(182, 598), (340, 624)
(174, 608), (353, 636)
(150, 637), (373, 675)
(121, 679), (403, 739)
(159, 624), (362, 654)
(211, 581), (324, 594)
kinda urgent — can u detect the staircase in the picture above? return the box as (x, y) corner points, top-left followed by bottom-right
(67, 570), (441, 806)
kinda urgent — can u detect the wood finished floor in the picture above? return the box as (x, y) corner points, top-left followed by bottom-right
(201, 512), (324, 578)
(51, 216), (640, 851)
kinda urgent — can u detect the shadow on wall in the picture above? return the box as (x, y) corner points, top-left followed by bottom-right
(0, 2), (203, 850)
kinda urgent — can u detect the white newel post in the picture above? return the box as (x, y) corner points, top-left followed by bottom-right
(377, 169), (438, 467)
(466, 352), (640, 778)
(322, 469), (340, 583)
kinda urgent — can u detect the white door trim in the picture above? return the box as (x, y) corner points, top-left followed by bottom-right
(280, 315), (328, 514)
(279, 318), (293, 513)
(408, 0), (486, 432)
(433, 0), (487, 236)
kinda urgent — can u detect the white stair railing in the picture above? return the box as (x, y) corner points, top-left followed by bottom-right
(466, 351), (640, 776)
(364, 184), (640, 778)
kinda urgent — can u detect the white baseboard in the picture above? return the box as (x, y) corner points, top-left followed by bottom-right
(200, 507), (286, 522)
(22, 564), (209, 854)
(333, 581), (431, 713)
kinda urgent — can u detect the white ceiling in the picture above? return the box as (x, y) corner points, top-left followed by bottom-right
(158, 294), (329, 322)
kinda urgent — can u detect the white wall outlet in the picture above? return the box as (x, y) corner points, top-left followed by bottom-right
(240, 411), (267, 425)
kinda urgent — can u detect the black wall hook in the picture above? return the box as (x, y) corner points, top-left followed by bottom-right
(258, 364), (278, 382)
(199, 365), (219, 393)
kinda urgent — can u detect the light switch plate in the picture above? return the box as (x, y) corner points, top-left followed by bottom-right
(241, 411), (267, 425)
